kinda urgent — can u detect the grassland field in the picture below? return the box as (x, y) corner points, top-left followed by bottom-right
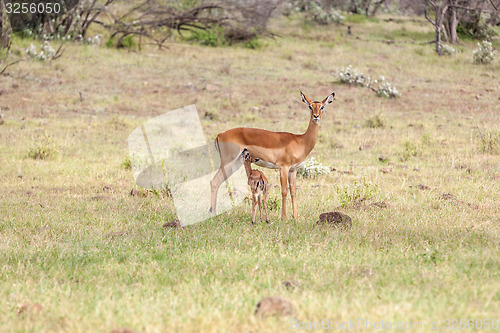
(0, 12), (499, 333)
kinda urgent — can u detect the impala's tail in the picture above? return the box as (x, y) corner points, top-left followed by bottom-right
(214, 135), (221, 155)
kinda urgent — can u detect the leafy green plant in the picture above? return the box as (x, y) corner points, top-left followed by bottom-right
(120, 35), (136, 49)
(186, 26), (226, 47)
(478, 130), (500, 154)
(244, 37), (261, 49)
(365, 113), (386, 128)
(266, 196), (280, 211)
(399, 140), (419, 161)
(28, 133), (58, 160)
(335, 179), (377, 208)
(121, 156), (132, 170)
(418, 248), (443, 264)
(105, 38), (115, 48)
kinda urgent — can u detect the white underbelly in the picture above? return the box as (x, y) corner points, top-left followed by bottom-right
(290, 161), (305, 171)
(254, 160), (279, 169)
(253, 160), (305, 171)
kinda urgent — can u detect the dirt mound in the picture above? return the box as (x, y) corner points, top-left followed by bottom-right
(255, 296), (293, 318)
(162, 220), (185, 228)
(316, 212), (352, 230)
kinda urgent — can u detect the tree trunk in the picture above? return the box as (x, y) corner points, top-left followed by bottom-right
(364, 0), (372, 15)
(0, 0), (11, 49)
(447, 2), (458, 43)
(436, 24), (443, 55)
(442, 22), (449, 42)
(370, 0), (387, 17)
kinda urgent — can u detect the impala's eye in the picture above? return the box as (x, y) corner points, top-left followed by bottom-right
(320, 106), (324, 110)
(309, 105), (312, 110)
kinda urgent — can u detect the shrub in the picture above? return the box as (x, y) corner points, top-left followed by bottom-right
(335, 179), (377, 208)
(84, 34), (103, 45)
(28, 133), (58, 160)
(284, 0), (344, 24)
(375, 77), (401, 98)
(441, 44), (456, 56)
(473, 40), (496, 64)
(457, 13), (498, 41)
(478, 130), (500, 154)
(337, 67), (401, 98)
(25, 41), (55, 61)
(121, 156), (132, 170)
(297, 157), (330, 178)
(399, 140), (419, 161)
(186, 26), (226, 47)
(365, 113), (386, 128)
(338, 65), (370, 87)
(119, 34), (136, 49)
(244, 36), (261, 49)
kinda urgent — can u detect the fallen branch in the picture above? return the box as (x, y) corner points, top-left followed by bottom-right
(0, 58), (26, 75)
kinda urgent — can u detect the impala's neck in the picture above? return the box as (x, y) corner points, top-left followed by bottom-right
(243, 160), (252, 178)
(301, 116), (320, 155)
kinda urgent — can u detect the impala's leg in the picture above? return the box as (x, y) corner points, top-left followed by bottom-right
(251, 194), (257, 224)
(263, 190), (269, 223)
(258, 195), (263, 223)
(279, 166), (290, 220)
(210, 156), (241, 214)
(288, 169), (298, 219)
(210, 140), (243, 214)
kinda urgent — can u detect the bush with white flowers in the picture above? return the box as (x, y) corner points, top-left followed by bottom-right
(338, 65), (370, 87)
(25, 41), (55, 61)
(375, 77), (401, 98)
(337, 66), (401, 98)
(441, 44), (456, 56)
(297, 157), (330, 178)
(473, 40), (496, 64)
(284, 1), (344, 25)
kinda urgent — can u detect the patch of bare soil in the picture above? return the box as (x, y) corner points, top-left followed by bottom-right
(255, 296), (294, 318)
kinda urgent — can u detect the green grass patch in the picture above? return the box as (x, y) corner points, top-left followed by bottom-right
(344, 14), (378, 24)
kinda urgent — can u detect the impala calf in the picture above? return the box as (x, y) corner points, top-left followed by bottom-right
(242, 150), (269, 224)
(210, 91), (335, 220)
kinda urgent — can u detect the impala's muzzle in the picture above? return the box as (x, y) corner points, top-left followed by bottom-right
(313, 115), (320, 123)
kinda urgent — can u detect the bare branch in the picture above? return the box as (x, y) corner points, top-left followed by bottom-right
(0, 58), (26, 75)
(425, 9), (436, 26)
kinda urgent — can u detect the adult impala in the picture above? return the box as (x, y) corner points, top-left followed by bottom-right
(210, 91), (335, 220)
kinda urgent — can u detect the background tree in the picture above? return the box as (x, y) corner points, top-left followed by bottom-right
(347, 0), (388, 16)
(425, 0), (499, 55)
(0, 0), (11, 49)
(425, 0), (450, 55)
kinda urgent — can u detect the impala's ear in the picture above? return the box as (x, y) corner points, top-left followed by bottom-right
(321, 92), (335, 107)
(300, 91), (312, 105)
